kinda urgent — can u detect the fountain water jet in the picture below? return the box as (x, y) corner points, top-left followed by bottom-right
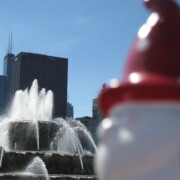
(9, 80), (53, 121)
(0, 121), (10, 150)
(52, 118), (98, 154)
(52, 118), (85, 169)
(0, 147), (4, 168)
(25, 156), (49, 180)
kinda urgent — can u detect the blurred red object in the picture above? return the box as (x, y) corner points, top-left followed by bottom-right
(99, 0), (180, 117)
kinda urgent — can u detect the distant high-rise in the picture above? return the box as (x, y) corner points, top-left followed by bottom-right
(92, 98), (103, 120)
(3, 53), (15, 103)
(0, 76), (7, 114)
(3, 34), (15, 105)
(11, 52), (68, 118)
(67, 102), (74, 118)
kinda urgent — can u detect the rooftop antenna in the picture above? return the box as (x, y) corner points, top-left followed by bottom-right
(7, 32), (13, 54)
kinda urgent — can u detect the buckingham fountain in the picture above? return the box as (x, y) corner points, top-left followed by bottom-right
(0, 80), (97, 179)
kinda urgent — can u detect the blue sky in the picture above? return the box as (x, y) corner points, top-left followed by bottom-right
(1, 0), (180, 118)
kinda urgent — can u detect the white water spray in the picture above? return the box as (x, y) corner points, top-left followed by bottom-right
(51, 118), (99, 169)
(0, 147), (4, 168)
(25, 156), (49, 180)
(9, 80), (53, 121)
(0, 120), (10, 150)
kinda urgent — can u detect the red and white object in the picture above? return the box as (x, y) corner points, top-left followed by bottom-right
(96, 0), (180, 179)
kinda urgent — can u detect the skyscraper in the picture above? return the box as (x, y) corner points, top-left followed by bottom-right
(3, 53), (15, 103)
(67, 102), (74, 118)
(11, 52), (68, 118)
(0, 75), (7, 114)
(0, 34), (15, 115)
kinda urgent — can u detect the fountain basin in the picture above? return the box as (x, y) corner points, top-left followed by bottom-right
(0, 173), (97, 180)
(8, 121), (60, 151)
(0, 148), (95, 175)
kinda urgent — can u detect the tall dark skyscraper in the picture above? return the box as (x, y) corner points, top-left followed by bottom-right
(3, 53), (15, 103)
(1, 35), (15, 112)
(0, 75), (7, 114)
(11, 52), (68, 118)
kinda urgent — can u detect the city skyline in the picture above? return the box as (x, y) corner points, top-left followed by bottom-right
(1, 0), (180, 118)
